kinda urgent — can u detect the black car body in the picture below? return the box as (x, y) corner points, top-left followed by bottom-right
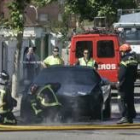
(21, 66), (111, 122)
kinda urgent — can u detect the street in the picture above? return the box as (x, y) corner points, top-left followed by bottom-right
(0, 128), (140, 140)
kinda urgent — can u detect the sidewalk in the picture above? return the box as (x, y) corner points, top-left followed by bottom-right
(13, 84), (25, 117)
(13, 95), (22, 117)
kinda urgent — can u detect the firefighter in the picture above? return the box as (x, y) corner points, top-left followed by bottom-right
(0, 70), (17, 125)
(36, 83), (61, 121)
(117, 44), (138, 124)
(28, 83), (61, 122)
(41, 47), (64, 68)
(28, 84), (43, 123)
(75, 49), (98, 69)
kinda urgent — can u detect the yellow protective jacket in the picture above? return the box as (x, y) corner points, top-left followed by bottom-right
(43, 55), (64, 66)
(78, 57), (97, 69)
(0, 89), (10, 114)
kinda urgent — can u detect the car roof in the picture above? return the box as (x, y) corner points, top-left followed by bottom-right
(40, 65), (95, 72)
(33, 65), (101, 86)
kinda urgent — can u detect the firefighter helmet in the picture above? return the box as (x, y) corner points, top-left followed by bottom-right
(120, 44), (131, 52)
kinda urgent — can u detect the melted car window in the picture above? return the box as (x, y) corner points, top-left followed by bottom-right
(34, 67), (101, 86)
(97, 40), (115, 58)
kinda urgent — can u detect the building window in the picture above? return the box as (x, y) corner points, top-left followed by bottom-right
(39, 13), (48, 22)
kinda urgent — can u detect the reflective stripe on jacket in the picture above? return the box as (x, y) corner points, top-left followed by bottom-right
(0, 89), (9, 114)
(121, 59), (138, 67)
(37, 85), (61, 107)
(31, 100), (42, 115)
(3, 117), (16, 124)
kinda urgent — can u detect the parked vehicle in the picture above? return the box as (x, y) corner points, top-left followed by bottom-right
(20, 66), (111, 123)
(69, 31), (120, 87)
(113, 9), (140, 79)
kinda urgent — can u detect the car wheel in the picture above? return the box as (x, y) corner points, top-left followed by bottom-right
(94, 106), (103, 120)
(20, 95), (35, 122)
(91, 102), (103, 120)
(20, 96), (28, 118)
(103, 94), (111, 119)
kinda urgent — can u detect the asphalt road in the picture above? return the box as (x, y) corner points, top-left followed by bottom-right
(0, 87), (140, 140)
(0, 129), (140, 140)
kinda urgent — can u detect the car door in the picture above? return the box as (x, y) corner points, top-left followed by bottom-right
(95, 36), (120, 84)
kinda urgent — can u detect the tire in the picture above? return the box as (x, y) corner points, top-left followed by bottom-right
(94, 104), (103, 120)
(20, 95), (34, 120)
(103, 94), (111, 119)
(90, 97), (103, 120)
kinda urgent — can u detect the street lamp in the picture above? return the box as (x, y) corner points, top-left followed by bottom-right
(30, 5), (38, 21)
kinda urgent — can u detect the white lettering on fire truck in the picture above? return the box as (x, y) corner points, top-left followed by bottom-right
(98, 64), (116, 70)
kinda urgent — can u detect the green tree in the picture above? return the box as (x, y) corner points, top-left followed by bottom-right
(64, 0), (137, 23)
(114, 0), (137, 9)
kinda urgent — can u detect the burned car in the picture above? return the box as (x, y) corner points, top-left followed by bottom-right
(21, 66), (111, 122)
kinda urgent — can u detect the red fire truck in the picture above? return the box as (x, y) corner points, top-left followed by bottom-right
(69, 31), (121, 86)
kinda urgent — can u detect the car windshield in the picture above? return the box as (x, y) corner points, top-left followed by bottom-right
(120, 28), (140, 41)
(34, 66), (101, 86)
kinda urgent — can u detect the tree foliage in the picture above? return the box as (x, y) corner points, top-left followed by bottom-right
(5, 0), (137, 34)
(114, 0), (137, 9)
(4, 0), (138, 34)
(7, 1), (24, 33)
(64, 0), (137, 21)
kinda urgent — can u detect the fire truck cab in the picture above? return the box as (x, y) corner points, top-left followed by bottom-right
(69, 32), (120, 86)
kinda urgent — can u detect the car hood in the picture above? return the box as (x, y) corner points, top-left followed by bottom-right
(56, 84), (97, 97)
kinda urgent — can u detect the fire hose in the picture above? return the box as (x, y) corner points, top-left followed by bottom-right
(1, 123), (140, 131)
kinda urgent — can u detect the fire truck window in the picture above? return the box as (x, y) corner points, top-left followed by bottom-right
(75, 41), (93, 58)
(97, 40), (115, 58)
